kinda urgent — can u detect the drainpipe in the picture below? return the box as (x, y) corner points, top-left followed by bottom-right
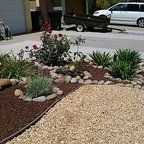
(61, 0), (65, 15)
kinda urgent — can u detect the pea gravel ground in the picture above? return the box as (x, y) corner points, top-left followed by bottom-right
(7, 85), (144, 144)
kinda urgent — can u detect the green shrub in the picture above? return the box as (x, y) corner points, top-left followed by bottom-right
(0, 52), (37, 79)
(114, 49), (142, 68)
(27, 77), (53, 98)
(89, 51), (111, 67)
(109, 61), (137, 80)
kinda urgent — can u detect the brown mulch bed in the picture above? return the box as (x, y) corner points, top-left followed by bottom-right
(0, 62), (111, 142)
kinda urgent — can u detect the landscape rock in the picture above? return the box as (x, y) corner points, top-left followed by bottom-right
(10, 79), (18, 86)
(65, 76), (72, 83)
(78, 79), (84, 84)
(47, 93), (57, 100)
(53, 87), (60, 93)
(141, 86), (144, 90)
(92, 80), (98, 84)
(71, 78), (78, 83)
(131, 81), (137, 85)
(115, 83), (124, 86)
(125, 84), (133, 88)
(92, 65), (97, 68)
(55, 78), (65, 83)
(48, 66), (54, 70)
(84, 79), (92, 85)
(135, 80), (142, 85)
(0, 79), (11, 87)
(98, 65), (103, 69)
(33, 96), (47, 102)
(69, 65), (75, 71)
(54, 66), (59, 70)
(51, 73), (59, 79)
(42, 66), (49, 70)
(98, 80), (105, 85)
(134, 85), (141, 89)
(24, 97), (32, 101)
(116, 78), (122, 83)
(104, 81), (113, 85)
(57, 90), (63, 95)
(14, 89), (23, 97)
(76, 76), (81, 80)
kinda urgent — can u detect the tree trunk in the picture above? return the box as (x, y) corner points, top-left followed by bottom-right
(39, 0), (53, 22)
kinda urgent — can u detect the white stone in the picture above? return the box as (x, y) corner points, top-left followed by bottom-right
(136, 70), (142, 74)
(134, 85), (141, 89)
(92, 65), (97, 68)
(53, 87), (60, 93)
(83, 76), (89, 80)
(131, 81), (137, 85)
(115, 83), (124, 86)
(10, 79), (18, 86)
(14, 89), (23, 97)
(98, 80), (105, 85)
(78, 79), (84, 84)
(24, 97), (32, 101)
(125, 84), (133, 88)
(69, 65), (75, 71)
(92, 80), (98, 84)
(141, 86), (144, 90)
(51, 73), (59, 79)
(89, 62), (93, 65)
(47, 93), (57, 100)
(98, 65), (103, 69)
(116, 78), (122, 82)
(104, 81), (113, 85)
(138, 62), (144, 66)
(33, 96), (47, 102)
(55, 78), (65, 83)
(84, 79), (92, 85)
(65, 76), (72, 83)
(57, 90), (63, 95)
(54, 66), (59, 70)
(76, 76), (81, 80)
(42, 66), (49, 70)
(136, 80), (142, 85)
(48, 66), (54, 70)
(104, 67), (110, 70)
(71, 78), (78, 83)
(34, 62), (40, 67)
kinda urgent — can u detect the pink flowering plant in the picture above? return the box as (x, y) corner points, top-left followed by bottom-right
(26, 22), (71, 66)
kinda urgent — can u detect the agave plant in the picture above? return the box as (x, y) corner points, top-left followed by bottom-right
(113, 49), (142, 68)
(89, 51), (111, 67)
(110, 61), (137, 80)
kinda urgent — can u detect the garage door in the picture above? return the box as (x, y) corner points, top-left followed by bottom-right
(0, 0), (26, 34)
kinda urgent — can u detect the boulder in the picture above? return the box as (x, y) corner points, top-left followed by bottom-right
(71, 78), (78, 83)
(14, 89), (23, 97)
(33, 96), (47, 102)
(78, 79), (84, 84)
(84, 79), (92, 85)
(98, 80), (105, 85)
(0, 79), (11, 87)
(47, 93), (57, 100)
(10, 79), (18, 86)
(57, 90), (63, 95)
(65, 76), (72, 83)
(104, 81), (113, 85)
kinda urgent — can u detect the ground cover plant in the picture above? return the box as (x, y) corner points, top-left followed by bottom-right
(27, 77), (53, 98)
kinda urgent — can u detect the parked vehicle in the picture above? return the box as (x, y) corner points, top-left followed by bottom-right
(64, 13), (110, 32)
(93, 2), (144, 27)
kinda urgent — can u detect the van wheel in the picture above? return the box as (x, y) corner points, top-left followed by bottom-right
(137, 18), (144, 28)
(76, 24), (85, 32)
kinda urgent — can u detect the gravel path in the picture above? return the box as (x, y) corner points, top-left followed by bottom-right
(7, 85), (144, 144)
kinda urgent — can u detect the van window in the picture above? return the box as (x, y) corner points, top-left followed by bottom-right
(110, 4), (126, 11)
(127, 4), (139, 11)
(140, 4), (144, 12)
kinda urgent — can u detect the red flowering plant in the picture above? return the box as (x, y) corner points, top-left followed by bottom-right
(26, 22), (71, 66)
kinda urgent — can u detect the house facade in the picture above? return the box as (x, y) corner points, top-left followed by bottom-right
(0, 0), (32, 34)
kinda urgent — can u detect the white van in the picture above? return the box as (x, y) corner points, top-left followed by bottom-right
(93, 2), (144, 27)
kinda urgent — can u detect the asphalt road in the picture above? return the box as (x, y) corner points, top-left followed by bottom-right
(0, 24), (144, 58)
